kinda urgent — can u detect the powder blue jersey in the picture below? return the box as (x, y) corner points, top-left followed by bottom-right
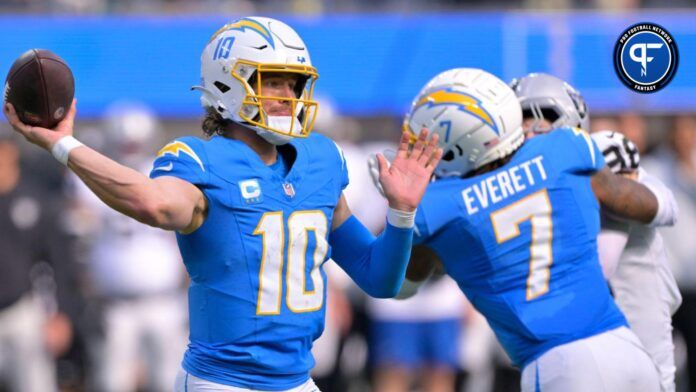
(150, 133), (348, 390)
(414, 128), (627, 367)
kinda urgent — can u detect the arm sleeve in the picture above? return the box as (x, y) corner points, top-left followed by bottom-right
(329, 215), (413, 298)
(638, 168), (679, 228)
(597, 215), (631, 279)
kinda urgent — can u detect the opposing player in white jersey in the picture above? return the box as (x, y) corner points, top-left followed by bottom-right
(512, 72), (681, 392)
(593, 131), (682, 392)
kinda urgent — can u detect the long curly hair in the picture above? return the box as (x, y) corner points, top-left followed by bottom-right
(201, 107), (232, 137)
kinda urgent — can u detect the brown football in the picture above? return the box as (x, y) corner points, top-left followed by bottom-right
(4, 49), (74, 129)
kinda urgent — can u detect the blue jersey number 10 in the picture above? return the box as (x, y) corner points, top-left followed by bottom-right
(253, 210), (328, 315)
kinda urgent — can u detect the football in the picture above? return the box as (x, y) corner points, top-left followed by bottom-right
(3, 49), (74, 129)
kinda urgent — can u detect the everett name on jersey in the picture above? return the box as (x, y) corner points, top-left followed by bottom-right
(414, 128), (627, 367)
(150, 132), (348, 390)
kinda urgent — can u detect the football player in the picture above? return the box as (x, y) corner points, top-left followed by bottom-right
(4, 17), (442, 392)
(512, 72), (681, 392)
(392, 68), (661, 391)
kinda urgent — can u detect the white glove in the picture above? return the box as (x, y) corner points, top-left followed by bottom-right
(367, 149), (396, 197)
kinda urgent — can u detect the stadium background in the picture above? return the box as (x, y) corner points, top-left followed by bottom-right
(0, 1), (695, 391)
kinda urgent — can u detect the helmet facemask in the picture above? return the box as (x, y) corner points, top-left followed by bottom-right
(521, 98), (564, 135)
(233, 60), (319, 144)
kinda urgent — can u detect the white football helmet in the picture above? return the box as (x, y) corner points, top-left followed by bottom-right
(193, 16), (319, 145)
(404, 68), (524, 178)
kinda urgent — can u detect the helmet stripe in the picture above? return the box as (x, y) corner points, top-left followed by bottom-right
(211, 18), (275, 49)
(415, 88), (499, 135)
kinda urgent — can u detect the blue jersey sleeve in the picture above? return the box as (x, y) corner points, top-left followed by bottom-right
(414, 183), (457, 245)
(553, 128), (605, 174)
(149, 137), (209, 186)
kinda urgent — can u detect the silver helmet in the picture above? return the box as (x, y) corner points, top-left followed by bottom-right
(510, 73), (589, 135)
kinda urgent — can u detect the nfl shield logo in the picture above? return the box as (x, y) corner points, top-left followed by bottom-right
(282, 182), (295, 198)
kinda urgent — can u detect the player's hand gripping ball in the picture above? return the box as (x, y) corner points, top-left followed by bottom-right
(4, 49), (74, 129)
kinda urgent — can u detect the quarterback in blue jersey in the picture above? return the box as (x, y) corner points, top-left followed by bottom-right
(4, 17), (442, 392)
(395, 69), (660, 392)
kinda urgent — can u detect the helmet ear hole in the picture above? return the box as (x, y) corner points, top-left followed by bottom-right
(214, 81), (231, 93)
(442, 150), (455, 162)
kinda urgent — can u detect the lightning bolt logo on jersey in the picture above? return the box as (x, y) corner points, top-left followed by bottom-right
(413, 128), (627, 367)
(155, 141), (205, 171)
(150, 133), (348, 389)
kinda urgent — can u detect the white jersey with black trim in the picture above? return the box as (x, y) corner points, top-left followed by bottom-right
(597, 169), (682, 392)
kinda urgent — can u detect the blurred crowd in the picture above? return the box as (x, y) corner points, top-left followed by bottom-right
(1, 0), (695, 14)
(0, 97), (695, 392)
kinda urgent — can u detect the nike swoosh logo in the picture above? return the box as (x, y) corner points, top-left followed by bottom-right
(153, 162), (174, 172)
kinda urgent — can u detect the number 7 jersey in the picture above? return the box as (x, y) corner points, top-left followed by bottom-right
(414, 128), (627, 368)
(149, 133), (349, 390)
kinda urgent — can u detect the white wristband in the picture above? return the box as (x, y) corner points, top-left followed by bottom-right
(51, 136), (83, 166)
(387, 207), (416, 229)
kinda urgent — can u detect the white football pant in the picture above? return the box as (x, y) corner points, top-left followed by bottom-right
(174, 369), (320, 392)
(521, 326), (659, 392)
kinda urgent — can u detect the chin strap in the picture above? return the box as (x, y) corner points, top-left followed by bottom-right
(252, 116), (304, 146)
